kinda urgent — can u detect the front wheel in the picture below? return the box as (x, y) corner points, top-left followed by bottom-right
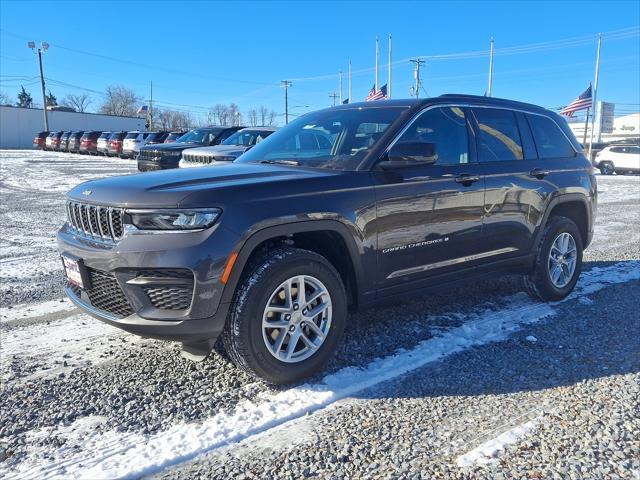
(524, 216), (583, 302)
(599, 161), (615, 175)
(222, 247), (347, 384)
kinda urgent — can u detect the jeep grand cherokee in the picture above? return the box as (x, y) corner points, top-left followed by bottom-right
(57, 95), (596, 384)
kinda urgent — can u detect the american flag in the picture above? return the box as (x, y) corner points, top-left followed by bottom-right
(137, 105), (149, 115)
(365, 84), (387, 101)
(559, 85), (592, 117)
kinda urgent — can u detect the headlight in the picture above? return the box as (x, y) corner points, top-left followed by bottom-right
(126, 208), (221, 231)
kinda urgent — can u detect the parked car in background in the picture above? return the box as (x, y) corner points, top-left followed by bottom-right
(79, 131), (102, 155)
(122, 132), (151, 158)
(106, 132), (128, 157)
(595, 144), (640, 174)
(145, 131), (169, 144)
(129, 131), (169, 158)
(97, 132), (112, 155)
(58, 131), (72, 151)
(45, 131), (60, 150)
(137, 126), (244, 171)
(48, 131), (64, 151)
(180, 127), (277, 168)
(163, 131), (187, 143)
(33, 131), (49, 149)
(67, 131), (85, 153)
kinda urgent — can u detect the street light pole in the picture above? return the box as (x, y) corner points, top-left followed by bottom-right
(29, 41), (49, 131)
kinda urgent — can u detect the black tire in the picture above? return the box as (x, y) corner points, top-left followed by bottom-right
(599, 162), (615, 175)
(222, 247), (347, 384)
(523, 216), (583, 302)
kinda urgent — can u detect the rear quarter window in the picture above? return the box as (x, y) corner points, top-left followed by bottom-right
(527, 114), (575, 159)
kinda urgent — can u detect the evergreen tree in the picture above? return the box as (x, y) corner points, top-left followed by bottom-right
(46, 89), (57, 107)
(17, 85), (34, 108)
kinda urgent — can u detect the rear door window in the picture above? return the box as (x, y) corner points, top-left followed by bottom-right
(473, 108), (523, 161)
(527, 114), (576, 159)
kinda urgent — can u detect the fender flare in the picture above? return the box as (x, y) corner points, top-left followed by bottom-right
(533, 193), (593, 250)
(219, 219), (366, 306)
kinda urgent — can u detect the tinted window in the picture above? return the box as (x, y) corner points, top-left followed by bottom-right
(474, 108), (523, 161)
(237, 107), (407, 170)
(222, 130), (274, 146)
(394, 106), (469, 165)
(125, 132), (139, 139)
(527, 114), (575, 159)
(177, 128), (223, 144)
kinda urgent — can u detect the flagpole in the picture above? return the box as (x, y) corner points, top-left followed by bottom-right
(488, 35), (494, 97)
(582, 107), (590, 146)
(348, 60), (352, 104)
(339, 70), (343, 104)
(375, 35), (379, 92)
(388, 34), (392, 99)
(588, 33), (602, 161)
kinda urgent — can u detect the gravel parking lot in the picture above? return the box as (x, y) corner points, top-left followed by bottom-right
(0, 150), (638, 479)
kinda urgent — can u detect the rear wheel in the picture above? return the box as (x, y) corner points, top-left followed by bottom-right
(524, 216), (583, 301)
(222, 247), (347, 384)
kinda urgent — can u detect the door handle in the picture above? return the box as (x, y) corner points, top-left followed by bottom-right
(529, 168), (550, 179)
(454, 174), (480, 185)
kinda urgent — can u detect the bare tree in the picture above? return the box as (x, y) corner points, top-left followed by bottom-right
(99, 85), (141, 116)
(268, 109), (277, 126)
(259, 105), (269, 126)
(210, 104), (228, 126)
(227, 103), (242, 126)
(247, 108), (258, 127)
(0, 91), (12, 106)
(156, 109), (193, 130)
(62, 94), (92, 112)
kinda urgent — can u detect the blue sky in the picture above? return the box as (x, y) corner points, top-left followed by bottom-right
(1, 0), (638, 124)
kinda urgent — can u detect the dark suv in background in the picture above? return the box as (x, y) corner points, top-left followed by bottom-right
(58, 95), (596, 384)
(67, 131), (85, 153)
(137, 126), (244, 171)
(33, 131), (49, 149)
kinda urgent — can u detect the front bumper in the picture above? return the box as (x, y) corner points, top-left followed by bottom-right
(137, 157), (180, 172)
(57, 221), (239, 344)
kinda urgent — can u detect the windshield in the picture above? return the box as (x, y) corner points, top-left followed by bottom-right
(176, 128), (222, 145)
(236, 106), (407, 170)
(222, 129), (274, 146)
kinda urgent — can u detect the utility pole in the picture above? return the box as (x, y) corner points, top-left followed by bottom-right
(348, 60), (352, 104)
(149, 80), (154, 131)
(488, 35), (494, 97)
(588, 33), (602, 161)
(281, 80), (292, 124)
(582, 107), (590, 146)
(339, 70), (343, 104)
(388, 34), (392, 99)
(28, 41), (49, 131)
(409, 59), (425, 98)
(329, 92), (339, 106)
(375, 35), (379, 91)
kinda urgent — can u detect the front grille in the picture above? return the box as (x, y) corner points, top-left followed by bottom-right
(137, 269), (194, 310)
(66, 201), (124, 242)
(69, 269), (134, 318)
(138, 149), (162, 160)
(182, 153), (215, 165)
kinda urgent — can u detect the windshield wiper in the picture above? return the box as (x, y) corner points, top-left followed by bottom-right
(259, 159), (301, 166)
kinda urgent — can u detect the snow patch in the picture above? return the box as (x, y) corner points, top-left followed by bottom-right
(456, 420), (538, 467)
(0, 298), (75, 323)
(2, 260), (637, 480)
(525, 335), (537, 343)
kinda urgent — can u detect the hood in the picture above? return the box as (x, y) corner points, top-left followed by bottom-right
(183, 144), (248, 158)
(66, 162), (334, 208)
(141, 142), (203, 152)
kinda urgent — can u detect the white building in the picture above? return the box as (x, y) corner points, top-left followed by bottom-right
(0, 106), (145, 149)
(568, 112), (640, 144)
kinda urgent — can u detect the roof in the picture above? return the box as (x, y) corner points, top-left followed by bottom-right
(331, 94), (551, 115)
(238, 126), (278, 132)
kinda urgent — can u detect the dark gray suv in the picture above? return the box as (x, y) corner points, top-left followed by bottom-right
(57, 95), (596, 384)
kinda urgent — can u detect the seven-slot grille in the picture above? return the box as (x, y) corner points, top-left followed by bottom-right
(182, 152), (215, 165)
(137, 149), (162, 160)
(66, 201), (124, 242)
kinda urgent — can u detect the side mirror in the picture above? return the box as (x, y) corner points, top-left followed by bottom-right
(379, 142), (437, 169)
